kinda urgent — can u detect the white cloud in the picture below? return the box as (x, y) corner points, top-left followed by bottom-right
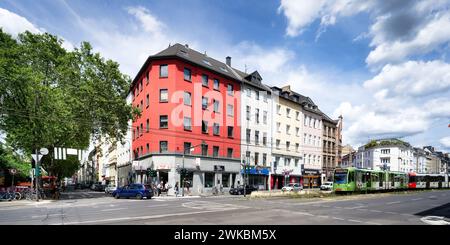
(440, 136), (450, 148)
(364, 60), (450, 97)
(127, 6), (165, 35)
(367, 12), (450, 67)
(0, 8), (42, 36)
(278, 0), (372, 37)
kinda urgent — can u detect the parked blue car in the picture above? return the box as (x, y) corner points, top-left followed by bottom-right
(112, 184), (153, 199)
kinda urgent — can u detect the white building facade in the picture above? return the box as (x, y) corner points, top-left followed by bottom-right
(301, 103), (323, 187)
(240, 71), (273, 190)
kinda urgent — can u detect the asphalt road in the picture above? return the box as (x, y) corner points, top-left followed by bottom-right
(0, 189), (449, 225)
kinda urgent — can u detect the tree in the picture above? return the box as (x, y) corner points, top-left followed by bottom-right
(0, 143), (31, 185)
(0, 29), (137, 178)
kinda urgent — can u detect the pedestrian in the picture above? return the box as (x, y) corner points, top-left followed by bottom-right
(157, 182), (162, 196)
(174, 182), (179, 197)
(185, 180), (191, 195)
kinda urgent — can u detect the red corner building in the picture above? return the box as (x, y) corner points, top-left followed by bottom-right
(130, 44), (242, 195)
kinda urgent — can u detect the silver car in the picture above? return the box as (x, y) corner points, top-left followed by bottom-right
(281, 183), (303, 192)
(105, 184), (117, 195)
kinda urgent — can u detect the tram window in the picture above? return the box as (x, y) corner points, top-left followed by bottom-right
(348, 171), (354, 182)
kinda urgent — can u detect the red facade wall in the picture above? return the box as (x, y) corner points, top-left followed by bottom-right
(131, 59), (241, 159)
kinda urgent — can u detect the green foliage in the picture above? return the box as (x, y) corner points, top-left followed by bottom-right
(0, 29), (135, 178)
(0, 143), (31, 182)
(364, 139), (411, 149)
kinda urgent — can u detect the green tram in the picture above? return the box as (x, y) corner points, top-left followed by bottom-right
(333, 167), (408, 193)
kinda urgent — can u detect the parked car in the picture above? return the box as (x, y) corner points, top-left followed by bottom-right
(90, 183), (106, 192)
(281, 183), (303, 192)
(229, 185), (258, 195)
(320, 182), (333, 191)
(112, 184), (153, 199)
(105, 184), (117, 195)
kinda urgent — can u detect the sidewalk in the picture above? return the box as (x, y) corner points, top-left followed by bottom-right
(0, 199), (54, 208)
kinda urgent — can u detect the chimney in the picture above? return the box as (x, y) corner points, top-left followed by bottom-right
(226, 56), (231, 66)
(185, 44), (189, 48)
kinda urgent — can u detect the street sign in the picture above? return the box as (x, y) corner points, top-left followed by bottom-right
(31, 154), (43, 163)
(195, 158), (201, 166)
(39, 148), (49, 155)
(9, 169), (17, 175)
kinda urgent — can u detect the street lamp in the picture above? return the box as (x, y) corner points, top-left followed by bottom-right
(180, 141), (206, 196)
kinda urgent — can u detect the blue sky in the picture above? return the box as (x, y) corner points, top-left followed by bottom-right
(1, 0), (450, 151)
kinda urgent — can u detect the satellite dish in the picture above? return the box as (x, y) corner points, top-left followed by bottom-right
(40, 148), (49, 155)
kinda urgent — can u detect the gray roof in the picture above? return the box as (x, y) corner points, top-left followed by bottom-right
(132, 43), (270, 92)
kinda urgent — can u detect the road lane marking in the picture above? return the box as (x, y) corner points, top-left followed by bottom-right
(148, 204), (169, 208)
(32, 213), (65, 218)
(385, 211), (397, 214)
(387, 201), (401, 205)
(317, 215), (329, 219)
(411, 198), (423, 201)
(332, 217), (345, 221)
(49, 209), (237, 225)
(365, 222), (382, 225)
(101, 208), (127, 212)
(347, 219), (363, 223)
(369, 210), (382, 213)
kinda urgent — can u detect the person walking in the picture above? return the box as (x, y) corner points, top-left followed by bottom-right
(174, 182), (179, 197)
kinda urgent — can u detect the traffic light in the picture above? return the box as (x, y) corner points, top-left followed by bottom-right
(146, 168), (157, 177)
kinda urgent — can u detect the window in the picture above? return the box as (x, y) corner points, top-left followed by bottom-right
(308, 135), (312, 145)
(140, 81), (143, 91)
(276, 139), (280, 149)
(263, 153), (267, 166)
(160, 89), (168, 102)
(255, 109), (260, 123)
(295, 159), (299, 167)
(182, 91), (191, 106)
(213, 123), (220, 135)
(202, 74), (208, 87)
(255, 152), (259, 165)
(146, 119), (149, 132)
(140, 100), (143, 109)
(286, 125), (290, 135)
(159, 141), (168, 153)
(184, 117), (192, 131)
(381, 158), (390, 164)
(286, 141), (290, 151)
(227, 84), (234, 96)
(277, 105), (281, 114)
(313, 136), (316, 146)
(133, 129), (135, 140)
(213, 146), (219, 157)
(296, 127), (299, 136)
(296, 111), (300, 120)
(227, 148), (233, 158)
(227, 84), (234, 95)
(263, 111), (267, 124)
(159, 64), (168, 78)
(146, 72), (149, 84)
(263, 93), (268, 102)
(227, 126), (234, 138)
(256, 91), (260, 100)
(140, 123), (143, 135)
(246, 129), (251, 144)
(140, 146), (143, 156)
(246, 88), (251, 97)
(136, 126), (139, 138)
(381, 149), (390, 154)
(202, 121), (208, 133)
(160, 115), (168, 128)
(296, 143), (299, 152)
(146, 143), (149, 153)
(255, 131), (260, 145)
(213, 79), (219, 90)
(246, 106), (251, 120)
(146, 94), (149, 107)
(304, 134), (307, 144)
(286, 158), (291, 166)
(201, 143), (208, 156)
(202, 96), (208, 110)
(227, 104), (234, 117)
(184, 68), (191, 81)
(205, 172), (214, 188)
(286, 108), (291, 117)
(184, 142), (192, 154)
(222, 173), (230, 187)
(309, 118), (313, 128)
(263, 133), (267, 146)
(277, 122), (281, 132)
